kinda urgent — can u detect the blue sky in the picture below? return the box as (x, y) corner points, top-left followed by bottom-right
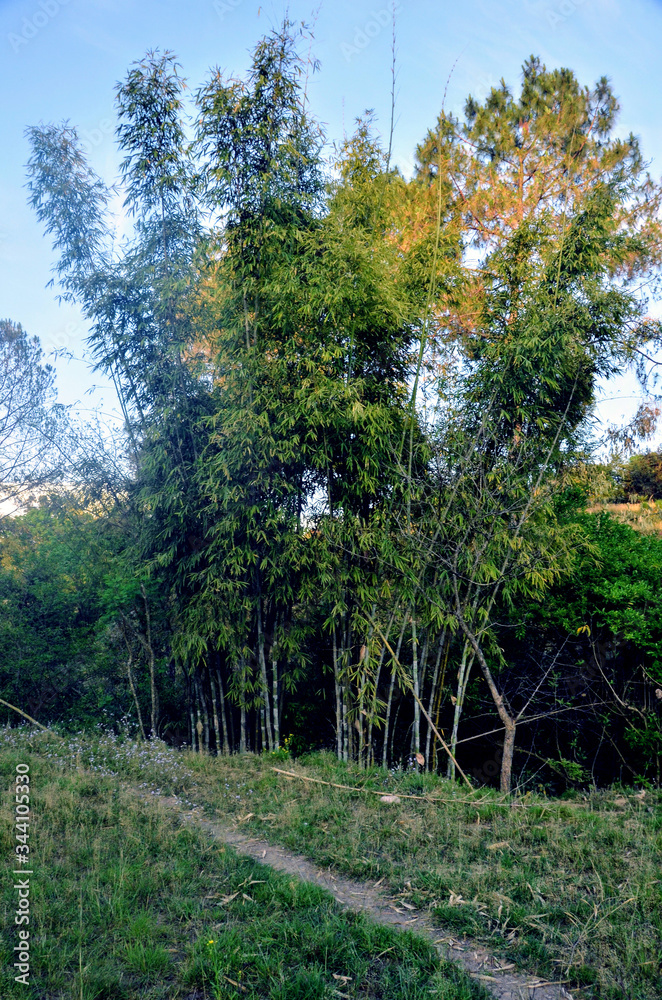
(1, 0), (661, 443)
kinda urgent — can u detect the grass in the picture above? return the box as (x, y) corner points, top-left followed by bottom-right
(2, 729), (661, 998)
(192, 756), (662, 1000)
(0, 729), (488, 1000)
(588, 501), (662, 533)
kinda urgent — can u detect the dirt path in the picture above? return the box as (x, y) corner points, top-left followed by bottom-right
(141, 792), (574, 1000)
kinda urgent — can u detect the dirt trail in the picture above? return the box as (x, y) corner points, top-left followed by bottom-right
(139, 791), (574, 1000)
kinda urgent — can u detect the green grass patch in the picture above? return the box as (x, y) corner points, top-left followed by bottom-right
(0, 731), (485, 1000)
(3, 728), (661, 998)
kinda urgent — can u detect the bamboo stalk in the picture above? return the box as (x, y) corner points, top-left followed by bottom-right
(370, 618), (474, 790)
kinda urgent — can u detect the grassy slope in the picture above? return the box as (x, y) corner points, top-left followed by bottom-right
(174, 754), (662, 1000)
(588, 502), (662, 533)
(0, 732), (486, 1000)
(2, 727), (661, 999)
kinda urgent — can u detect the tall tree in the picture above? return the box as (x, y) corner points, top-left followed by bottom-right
(0, 319), (68, 516)
(399, 186), (662, 791)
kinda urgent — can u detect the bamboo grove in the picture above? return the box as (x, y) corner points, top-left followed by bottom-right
(5, 23), (662, 792)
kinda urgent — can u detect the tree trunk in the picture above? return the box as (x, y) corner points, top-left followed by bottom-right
(240, 702), (247, 753)
(333, 626), (343, 759)
(447, 640), (475, 781)
(122, 632), (146, 741)
(342, 679), (350, 762)
(501, 719), (517, 794)
(271, 642), (280, 751)
(194, 681), (204, 754)
(227, 674), (235, 751)
(140, 584), (159, 738)
(208, 662), (222, 754)
(382, 612), (409, 767)
(239, 656), (247, 753)
(460, 621), (517, 793)
(424, 629), (446, 770)
(195, 670), (209, 752)
(367, 642), (387, 767)
(202, 671), (211, 752)
(411, 613), (420, 756)
(339, 612), (350, 762)
(187, 673), (196, 752)
(215, 662), (230, 754)
(256, 596), (273, 751)
(357, 619), (373, 768)
(432, 669), (446, 772)
(342, 611), (353, 761)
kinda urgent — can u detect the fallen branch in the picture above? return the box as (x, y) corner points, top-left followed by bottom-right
(272, 767), (490, 805)
(0, 698), (63, 738)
